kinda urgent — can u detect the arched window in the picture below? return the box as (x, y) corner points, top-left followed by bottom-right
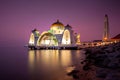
(62, 30), (71, 45)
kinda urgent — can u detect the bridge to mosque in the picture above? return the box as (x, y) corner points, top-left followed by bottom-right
(27, 41), (114, 50)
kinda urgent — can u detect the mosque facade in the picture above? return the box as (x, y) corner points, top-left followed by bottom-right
(28, 20), (80, 47)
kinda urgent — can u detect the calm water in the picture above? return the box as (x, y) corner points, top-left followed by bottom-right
(0, 46), (85, 80)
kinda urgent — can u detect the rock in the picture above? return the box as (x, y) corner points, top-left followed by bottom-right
(83, 65), (91, 71)
(107, 52), (120, 69)
(94, 55), (108, 68)
(96, 68), (108, 78)
(102, 58), (111, 67)
(66, 66), (75, 73)
(105, 73), (120, 80)
(83, 42), (120, 80)
(67, 69), (79, 79)
(104, 47), (114, 53)
(85, 48), (92, 55)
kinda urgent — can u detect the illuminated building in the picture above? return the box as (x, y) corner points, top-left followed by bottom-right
(28, 20), (80, 49)
(111, 34), (120, 43)
(103, 14), (109, 41)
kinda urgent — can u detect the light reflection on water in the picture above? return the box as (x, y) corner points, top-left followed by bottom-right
(28, 50), (85, 80)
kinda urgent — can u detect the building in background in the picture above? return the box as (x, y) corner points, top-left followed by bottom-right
(111, 34), (120, 42)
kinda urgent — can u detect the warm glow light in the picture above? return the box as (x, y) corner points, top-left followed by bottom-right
(62, 30), (71, 44)
(66, 66), (75, 73)
(37, 31), (48, 46)
(51, 27), (64, 34)
(37, 31), (58, 46)
(29, 33), (34, 45)
(38, 50), (59, 69)
(28, 50), (35, 72)
(28, 49), (84, 76)
(104, 37), (107, 40)
(50, 20), (64, 34)
(76, 34), (80, 44)
(45, 40), (50, 44)
(30, 21), (80, 47)
(61, 50), (72, 67)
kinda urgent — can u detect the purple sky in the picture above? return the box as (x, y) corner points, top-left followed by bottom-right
(0, 0), (120, 46)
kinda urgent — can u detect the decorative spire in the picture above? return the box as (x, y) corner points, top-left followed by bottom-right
(66, 24), (69, 26)
(105, 14), (108, 17)
(65, 24), (72, 28)
(57, 19), (59, 22)
(32, 28), (36, 32)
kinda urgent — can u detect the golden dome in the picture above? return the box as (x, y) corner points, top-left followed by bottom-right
(50, 20), (64, 29)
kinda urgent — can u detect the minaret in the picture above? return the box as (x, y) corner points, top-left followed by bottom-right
(29, 29), (40, 46)
(103, 14), (109, 41)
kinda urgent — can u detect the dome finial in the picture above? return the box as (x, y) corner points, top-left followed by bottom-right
(57, 19), (59, 22)
(51, 20), (64, 29)
(105, 14), (108, 17)
(67, 24), (70, 26)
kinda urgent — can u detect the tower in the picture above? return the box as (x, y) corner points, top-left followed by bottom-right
(29, 29), (40, 46)
(103, 14), (109, 41)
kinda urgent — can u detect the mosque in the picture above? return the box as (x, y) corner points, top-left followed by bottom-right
(28, 20), (80, 49)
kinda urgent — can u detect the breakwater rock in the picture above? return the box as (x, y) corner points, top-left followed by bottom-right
(67, 42), (120, 80)
(83, 42), (120, 80)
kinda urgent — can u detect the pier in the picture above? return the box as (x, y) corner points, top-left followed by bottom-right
(28, 45), (82, 50)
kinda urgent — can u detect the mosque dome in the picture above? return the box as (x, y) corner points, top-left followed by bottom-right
(50, 20), (64, 29)
(50, 20), (65, 34)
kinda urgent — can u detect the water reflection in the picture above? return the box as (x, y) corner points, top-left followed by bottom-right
(28, 50), (85, 80)
(60, 50), (72, 67)
(28, 50), (36, 73)
(39, 50), (59, 69)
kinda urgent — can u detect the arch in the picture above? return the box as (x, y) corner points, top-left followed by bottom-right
(37, 31), (58, 46)
(62, 29), (71, 45)
(37, 31), (48, 46)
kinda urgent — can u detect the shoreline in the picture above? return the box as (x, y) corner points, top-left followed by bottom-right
(67, 42), (120, 80)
